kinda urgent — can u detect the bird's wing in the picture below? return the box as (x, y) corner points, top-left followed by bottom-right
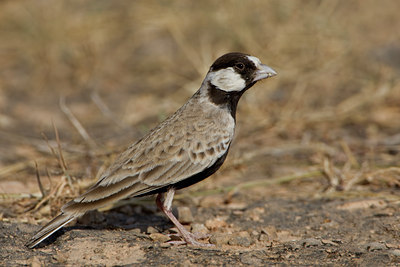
(62, 112), (233, 212)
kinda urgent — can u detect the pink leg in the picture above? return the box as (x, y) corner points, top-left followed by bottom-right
(156, 188), (213, 247)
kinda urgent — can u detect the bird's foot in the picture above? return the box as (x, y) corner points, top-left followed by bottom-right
(156, 190), (214, 247)
(168, 229), (214, 247)
(168, 230), (210, 240)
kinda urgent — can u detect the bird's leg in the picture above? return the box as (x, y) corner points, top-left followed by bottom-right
(156, 188), (213, 247)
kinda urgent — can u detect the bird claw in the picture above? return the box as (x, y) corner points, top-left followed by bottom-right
(168, 231), (210, 239)
(167, 238), (215, 247)
(166, 231), (214, 247)
(190, 232), (211, 240)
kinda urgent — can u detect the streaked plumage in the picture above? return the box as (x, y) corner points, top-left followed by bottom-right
(26, 52), (276, 248)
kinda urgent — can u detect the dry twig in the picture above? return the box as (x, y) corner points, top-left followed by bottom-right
(34, 161), (46, 199)
(59, 96), (97, 149)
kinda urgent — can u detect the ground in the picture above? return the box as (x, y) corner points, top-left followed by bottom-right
(1, 1), (400, 266)
(2, 194), (400, 265)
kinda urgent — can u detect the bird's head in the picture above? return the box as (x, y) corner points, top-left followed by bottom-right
(206, 52), (277, 93)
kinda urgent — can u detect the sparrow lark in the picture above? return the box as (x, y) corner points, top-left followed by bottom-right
(26, 52), (276, 248)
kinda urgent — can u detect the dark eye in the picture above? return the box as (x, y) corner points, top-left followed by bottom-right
(235, 63), (245, 71)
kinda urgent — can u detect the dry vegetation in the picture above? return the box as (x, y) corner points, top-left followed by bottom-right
(0, 0), (400, 265)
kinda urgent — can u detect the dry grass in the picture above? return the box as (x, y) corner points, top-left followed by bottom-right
(0, 0), (399, 222)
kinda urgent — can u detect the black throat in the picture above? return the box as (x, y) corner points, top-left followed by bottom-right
(207, 81), (255, 120)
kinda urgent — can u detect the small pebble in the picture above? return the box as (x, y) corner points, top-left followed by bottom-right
(237, 231), (251, 238)
(302, 238), (322, 247)
(177, 207), (194, 224)
(147, 226), (159, 234)
(232, 210), (244, 215)
(321, 239), (339, 246)
(365, 242), (387, 251)
(130, 228), (141, 234)
(228, 236), (253, 247)
(160, 243), (172, 248)
(259, 234), (269, 242)
(209, 233), (230, 246)
(261, 226), (278, 241)
(205, 217), (227, 230)
(191, 223), (209, 235)
(276, 230), (299, 243)
(149, 233), (171, 243)
(229, 231), (253, 247)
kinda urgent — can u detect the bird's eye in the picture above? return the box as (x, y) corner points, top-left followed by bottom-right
(235, 63), (245, 71)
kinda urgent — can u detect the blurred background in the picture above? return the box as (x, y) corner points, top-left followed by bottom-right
(0, 0), (399, 220)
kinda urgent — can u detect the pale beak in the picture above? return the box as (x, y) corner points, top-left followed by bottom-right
(253, 64), (277, 81)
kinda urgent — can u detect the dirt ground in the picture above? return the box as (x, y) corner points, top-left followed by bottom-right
(1, 1), (400, 266)
(2, 194), (400, 265)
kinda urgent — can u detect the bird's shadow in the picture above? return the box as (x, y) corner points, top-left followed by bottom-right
(31, 203), (174, 249)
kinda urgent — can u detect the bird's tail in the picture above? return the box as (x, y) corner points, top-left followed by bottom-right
(25, 213), (76, 249)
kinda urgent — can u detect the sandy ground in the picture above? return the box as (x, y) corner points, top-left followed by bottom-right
(2, 189), (400, 265)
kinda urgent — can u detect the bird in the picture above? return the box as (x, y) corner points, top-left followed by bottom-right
(26, 52), (276, 248)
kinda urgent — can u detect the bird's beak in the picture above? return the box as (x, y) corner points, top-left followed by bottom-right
(253, 64), (277, 82)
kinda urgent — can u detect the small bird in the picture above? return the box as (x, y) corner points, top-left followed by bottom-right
(26, 52), (276, 248)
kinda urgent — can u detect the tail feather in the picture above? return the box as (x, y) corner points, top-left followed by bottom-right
(25, 213), (76, 249)
(26, 181), (160, 248)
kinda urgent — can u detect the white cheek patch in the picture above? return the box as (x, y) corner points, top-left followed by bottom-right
(210, 67), (246, 92)
(247, 56), (261, 68)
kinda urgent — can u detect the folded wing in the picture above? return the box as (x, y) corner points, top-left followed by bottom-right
(62, 117), (232, 213)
